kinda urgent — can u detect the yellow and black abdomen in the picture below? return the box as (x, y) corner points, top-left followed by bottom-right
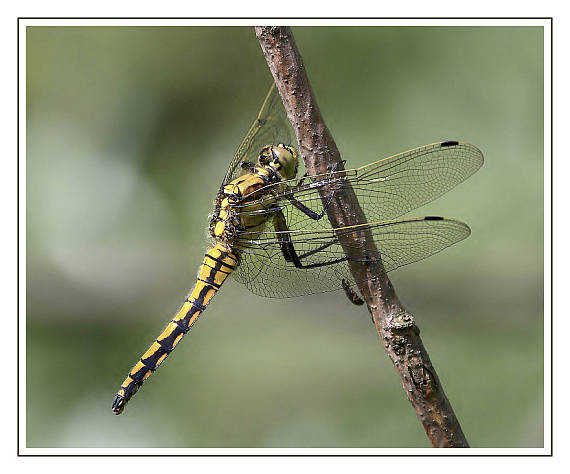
(111, 243), (238, 414)
(112, 169), (281, 415)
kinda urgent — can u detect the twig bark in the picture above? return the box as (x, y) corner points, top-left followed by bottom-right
(255, 26), (469, 448)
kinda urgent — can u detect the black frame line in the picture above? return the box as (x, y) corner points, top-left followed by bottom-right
(16, 16), (553, 457)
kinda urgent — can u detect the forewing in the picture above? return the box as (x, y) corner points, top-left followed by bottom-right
(232, 217), (471, 298)
(222, 83), (294, 186)
(352, 141), (483, 221)
(230, 141), (483, 228)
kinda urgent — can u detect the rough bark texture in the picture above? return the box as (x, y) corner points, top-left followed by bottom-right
(255, 26), (469, 448)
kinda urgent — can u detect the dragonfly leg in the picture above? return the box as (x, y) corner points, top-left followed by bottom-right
(287, 193), (334, 220)
(273, 210), (348, 269)
(341, 279), (365, 306)
(287, 161), (347, 220)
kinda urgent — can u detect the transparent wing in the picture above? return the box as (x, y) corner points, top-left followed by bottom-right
(350, 140), (483, 221)
(232, 141), (484, 228)
(222, 83), (294, 186)
(232, 217), (471, 298)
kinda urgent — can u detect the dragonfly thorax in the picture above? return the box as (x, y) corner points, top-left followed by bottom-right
(208, 145), (297, 247)
(258, 144), (298, 180)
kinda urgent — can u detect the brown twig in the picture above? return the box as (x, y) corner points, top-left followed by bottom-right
(255, 26), (469, 448)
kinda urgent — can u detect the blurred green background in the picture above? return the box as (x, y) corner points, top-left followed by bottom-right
(26, 26), (544, 448)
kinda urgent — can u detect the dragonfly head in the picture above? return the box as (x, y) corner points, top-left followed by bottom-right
(258, 144), (298, 180)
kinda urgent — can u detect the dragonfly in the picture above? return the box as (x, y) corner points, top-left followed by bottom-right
(112, 84), (483, 415)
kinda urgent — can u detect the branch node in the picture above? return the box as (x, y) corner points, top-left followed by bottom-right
(388, 310), (415, 330)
